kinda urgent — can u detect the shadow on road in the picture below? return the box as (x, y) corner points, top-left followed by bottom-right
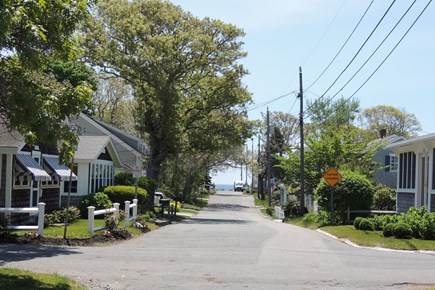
(202, 203), (252, 211)
(0, 245), (81, 266)
(183, 218), (253, 225)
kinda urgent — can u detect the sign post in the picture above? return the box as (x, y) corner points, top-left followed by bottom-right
(322, 168), (342, 225)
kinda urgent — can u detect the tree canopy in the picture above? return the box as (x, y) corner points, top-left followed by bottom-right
(0, 0), (95, 163)
(81, 0), (253, 181)
(359, 105), (421, 138)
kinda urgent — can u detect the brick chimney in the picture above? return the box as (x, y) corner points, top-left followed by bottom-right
(380, 128), (387, 139)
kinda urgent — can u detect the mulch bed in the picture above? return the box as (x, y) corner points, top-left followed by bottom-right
(0, 227), (150, 247)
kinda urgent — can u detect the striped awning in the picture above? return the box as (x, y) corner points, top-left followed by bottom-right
(15, 154), (51, 181)
(44, 156), (77, 181)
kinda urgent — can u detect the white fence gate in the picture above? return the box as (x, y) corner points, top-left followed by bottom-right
(0, 202), (46, 236)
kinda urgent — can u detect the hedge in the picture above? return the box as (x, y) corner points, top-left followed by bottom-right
(103, 185), (148, 213)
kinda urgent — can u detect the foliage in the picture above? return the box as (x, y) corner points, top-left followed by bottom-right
(0, 268), (87, 290)
(359, 105), (421, 138)
(0, 0), (95, 164)
(104, 210), (125, 232)
(80, 192), (112, 217)
(282, 198), (305, 218)
(372, 184), (396, 210)
(353, 217), (364, 230)
(80, 0), (253, 181)
(358, 218), (375, 231)
(269, 111), (299, 147)
(393, 222), (413, 239)
(265, 206), (274, 217)
(44, 206), (81, 226)
(302, 213), (318, 227)
(315, 170), (374, 220)
(383, 223), (395, 237)
(138, 176), (158, 197)
(103, 185), (148, 212)
(114, 172), (135, 186)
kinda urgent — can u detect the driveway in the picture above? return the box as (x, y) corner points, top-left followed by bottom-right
(1, 191), (434, 289)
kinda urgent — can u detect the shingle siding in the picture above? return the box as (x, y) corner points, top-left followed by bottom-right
(397, 191), (415, 213)
(372, 148), (397, 188)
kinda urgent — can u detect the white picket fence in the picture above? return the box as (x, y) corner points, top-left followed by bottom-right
(87, 199), (137, 236)
(0, 202), (46, 236)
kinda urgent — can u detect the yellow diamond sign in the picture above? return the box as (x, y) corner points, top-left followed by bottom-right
(322, 167), (342, 186)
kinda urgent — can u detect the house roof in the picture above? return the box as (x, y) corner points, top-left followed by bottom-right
(385, 133), (435, 150)
(70, 113), (146, 170)
(368, 134), (406, 148)
(74, 135), (112, 161)
(0, 124), (25, 151)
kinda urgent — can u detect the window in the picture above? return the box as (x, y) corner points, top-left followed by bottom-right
(389, 154), (398, 172)
(399, 152), (416, 189)
(64, 164), (78, 193)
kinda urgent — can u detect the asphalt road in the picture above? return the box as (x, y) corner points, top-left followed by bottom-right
(1, 191), (434, 290)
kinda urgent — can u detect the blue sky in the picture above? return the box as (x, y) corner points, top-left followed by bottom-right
(170, 0), (435, 184)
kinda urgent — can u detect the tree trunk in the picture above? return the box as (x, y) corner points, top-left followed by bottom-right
(145, 147), (167, 210)
(182, 174), (193, 202)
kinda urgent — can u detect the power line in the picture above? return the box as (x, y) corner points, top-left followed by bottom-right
(316, 0), (397, 101)
(309, 0), (432, 122)
(246, 91), (296, 112)
(344, 0), (432, 103)
(306, 0), (375, 91)
(327, 0), (418, 103)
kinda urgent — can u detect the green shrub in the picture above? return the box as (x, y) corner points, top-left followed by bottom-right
(393, 222), (413, 239)
(105, 210), (125, 232)
(302, 213), (318, 226)
(80, 192), (113, 218)
(403, 207), (428, 239)
(114, 171), (134, 186)
(315, 170), (373, 223)
(373, 184), (396, 210)
(421, 212), (435, 240)
(371, 215), (387, 231)
(358, 218), (375, 231)
(265, 206), (274, 217)
(103, 185), (148, 212)
(383, 223), (395, 237)
(138, 176), (157, 196)
(44, 206), (81, 227)
(353, 217), (364, 230)
(317, 210), (331, 227)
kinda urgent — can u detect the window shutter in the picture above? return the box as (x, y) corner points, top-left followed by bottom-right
(385, 155), (390, 172)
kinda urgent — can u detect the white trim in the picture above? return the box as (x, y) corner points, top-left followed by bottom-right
(5, 154), (12, 208)
(389, 154), (398, 172)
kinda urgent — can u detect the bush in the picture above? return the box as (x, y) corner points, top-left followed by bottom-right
(80, 192), (113, 218)
(421, 212), (435, 240)
(393, 222), (413, 239)
(103, 185), (148, 212)
(353, 217), (364, 230)
(358, 218), (375, 231)
(138, 176), (157, 196)
(105, 210), (125, 232)
(383, 223), (395, 237)
(315, 170), (373, 222)
(265, 206), (274, 217)
(317, 210), (331, 227)
(302, 213), (318, 227)
(44, 206), (81, 226)
(373, 184), (396, 210)
(403, 207), (427, 239)
(114, 171), (135, 186)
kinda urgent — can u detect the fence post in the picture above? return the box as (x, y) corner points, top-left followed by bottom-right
(113, 203), (120, 226)
(347, 206), (350, 225)
(37, 202), (46, 236)
(124, 201), (130, 227)
(88, 206), (95, 235)
(133, 199), (138, 221)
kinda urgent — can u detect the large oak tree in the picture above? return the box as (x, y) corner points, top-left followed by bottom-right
(80, 0), (253, 181)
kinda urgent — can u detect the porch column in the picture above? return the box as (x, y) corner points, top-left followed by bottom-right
(5, 153), (13, 208)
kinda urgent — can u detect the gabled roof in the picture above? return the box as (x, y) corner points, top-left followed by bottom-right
(70, 113), (147, 170)
(368, 134), (406, 148)
(385, 133), (435, 150)
(0, 124), (25, 152)
(74, 136), (121, 167)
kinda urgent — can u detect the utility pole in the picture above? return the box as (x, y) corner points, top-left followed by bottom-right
(251, 138), (254, 194)
(266, 107), (271, 206)
(257, 134), (262, 199)
(298, 67), (305, 213)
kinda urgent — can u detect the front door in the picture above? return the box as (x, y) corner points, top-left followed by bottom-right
(419, 154), (429, 208)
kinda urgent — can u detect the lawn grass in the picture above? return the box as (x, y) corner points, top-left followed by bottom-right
(0, 267), (86, 290)
(284, 216), (320, 230)
(13, 219), (153, 238)
(321, 225), (435, 251)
